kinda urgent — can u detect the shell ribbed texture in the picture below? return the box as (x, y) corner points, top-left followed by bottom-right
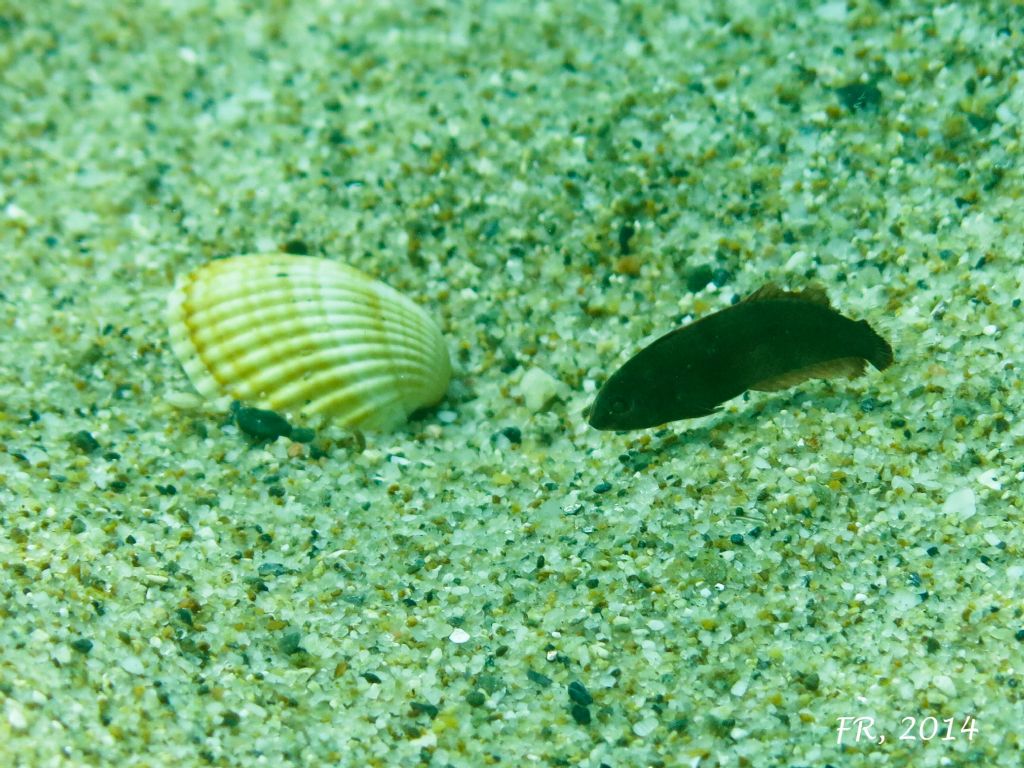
(166, 254), (451, 431)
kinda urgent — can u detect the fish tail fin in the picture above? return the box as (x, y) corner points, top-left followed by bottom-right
(858, 320), (894, 371)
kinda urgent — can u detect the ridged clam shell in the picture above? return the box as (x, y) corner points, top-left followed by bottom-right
(166, 254), (451, 431)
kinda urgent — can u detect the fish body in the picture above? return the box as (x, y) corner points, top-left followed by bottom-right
(588, 284), (893, 431)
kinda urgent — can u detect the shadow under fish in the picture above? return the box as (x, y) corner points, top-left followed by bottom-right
(588, 283), (893, 431)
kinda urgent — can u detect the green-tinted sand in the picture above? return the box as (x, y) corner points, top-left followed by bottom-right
(1, 2), (1021, 765)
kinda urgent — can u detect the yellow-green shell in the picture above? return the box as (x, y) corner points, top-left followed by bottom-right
(166, 254), (451, 431)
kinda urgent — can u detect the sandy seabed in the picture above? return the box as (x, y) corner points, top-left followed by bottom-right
(1, 2), (1022, 766)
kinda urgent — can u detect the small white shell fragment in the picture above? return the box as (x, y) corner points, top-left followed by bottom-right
(163, 390), (205, 410)
(167, 254), (451, 431)
(933, 674), (957, 698)
(941, 487), (976, 518)
(976, 468), (1001, 491)
(6, 702), (27, 731)
(448, 628), (470, 644)
(632, 716), (659, 737)
(120, 655), (145, 675)
(519, 366), (559, 412)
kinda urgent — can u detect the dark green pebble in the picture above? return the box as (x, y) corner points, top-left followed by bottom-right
(618, 223), (635, 254)
(282, 239), (310, 255)
(593, 482), (612, 494)
(668, 717), (688, 732)
(618, 452), (650, 472)
(568, 680), (593, 706)
(466, 690), (486, 707)
(571, 704), (591, 725)
(176, 608), (194, 626)
(859, 397), (881, 413)
(235, 405), (292, 441)
(70, 430), (100, 453)
(478, 674), (503, 693)
(279, 629), (303, 655)
(70, 638), (94, 654)
(729, 533), (744, 545)
(362, 672), (382, 684)
(1015, 629), (1024, 642)
(411, 701), (438, 718)
(836, 80), (881, 111)
(709, 715), (736, 736)
(527, 669), (553, 688)
(799, 672), (820, 691)
(70, 517), (87, 534)
(500, 426), (522, 444)
(75, 342), (103, 369)
(221, 710), (240, 727)
(258, 562), (288, 577)
(686, 264), (714, 293)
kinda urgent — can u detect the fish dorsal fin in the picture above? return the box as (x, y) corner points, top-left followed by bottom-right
(749, 356), (866, 392)
(743, 282), (832, 308)
(743, 283), (789, 303)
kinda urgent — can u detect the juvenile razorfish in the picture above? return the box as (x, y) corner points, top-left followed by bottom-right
(588, 283), (893, 431)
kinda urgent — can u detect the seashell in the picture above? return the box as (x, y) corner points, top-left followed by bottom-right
(166, 254), (451, 431)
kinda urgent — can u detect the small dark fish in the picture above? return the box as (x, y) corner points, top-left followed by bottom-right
(588, 284), (893, 431)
